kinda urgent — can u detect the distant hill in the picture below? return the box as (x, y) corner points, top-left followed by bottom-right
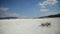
(0, 14), (60, 19)
(0, 17), (18, 19)
(37, 14), (60, 18)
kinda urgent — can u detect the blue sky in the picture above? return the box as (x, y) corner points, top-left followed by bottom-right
(0, 0), (60, 17)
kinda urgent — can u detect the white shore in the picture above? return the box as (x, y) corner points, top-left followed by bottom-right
(0, 18), (60, 34)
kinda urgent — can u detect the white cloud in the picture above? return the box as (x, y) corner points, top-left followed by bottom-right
(0, 7), (9, 11)
(6, 13), (20, 17)
(39, 0), (58, 12)
(40, 0), (58, 8)
(40, 8), (49, 12)
(0, 13), (21, 18)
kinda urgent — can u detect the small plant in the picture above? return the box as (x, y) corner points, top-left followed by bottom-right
(40, 22), (51, 27)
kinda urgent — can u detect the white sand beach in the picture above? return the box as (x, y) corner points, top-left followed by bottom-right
(0, 18), (60, 34)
